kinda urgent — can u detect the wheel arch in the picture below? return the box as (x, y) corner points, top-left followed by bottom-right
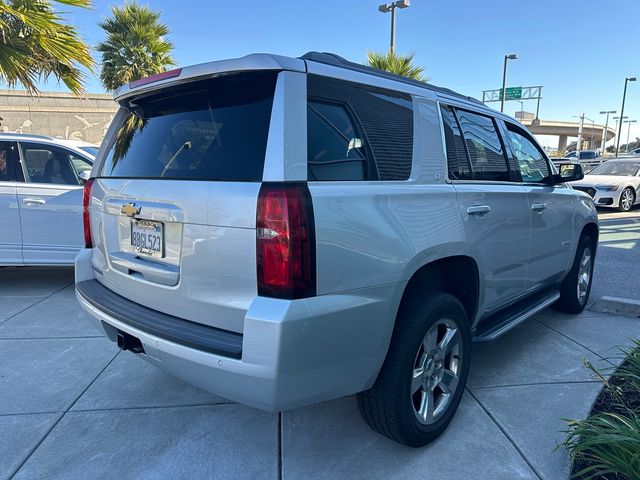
(398, 255), (480, 327)
(580, 222), (599, 255)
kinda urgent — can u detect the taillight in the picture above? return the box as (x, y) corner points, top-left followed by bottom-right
(256, 183), (316, 299)
(83, 178), (95, 248)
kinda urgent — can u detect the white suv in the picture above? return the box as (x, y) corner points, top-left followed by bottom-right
(75, 52), (598, 446)
(0, 133), (95, 265)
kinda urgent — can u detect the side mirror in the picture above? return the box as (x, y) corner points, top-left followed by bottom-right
(549, 163), (584, 184)
(78, 170), (90, 184)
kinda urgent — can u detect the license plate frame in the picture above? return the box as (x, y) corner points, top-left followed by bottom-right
(130, 219), (164, 258)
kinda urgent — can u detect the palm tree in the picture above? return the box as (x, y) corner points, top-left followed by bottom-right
(0, 0), (94, 95)
(366, 51), (428, 82)
(97, 2), (175, 91)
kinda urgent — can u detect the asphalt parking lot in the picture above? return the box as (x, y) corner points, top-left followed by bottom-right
(589, 208), (640, 305)
(1, 212), (639, 480)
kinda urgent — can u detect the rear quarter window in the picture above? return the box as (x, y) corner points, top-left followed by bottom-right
(100, 71), (277, 181)
(307, 75), (414, 181)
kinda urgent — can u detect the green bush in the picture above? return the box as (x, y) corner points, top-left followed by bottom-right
(562, 339), (640, 480)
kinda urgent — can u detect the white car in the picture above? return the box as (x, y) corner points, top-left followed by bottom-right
(571, 159), (640, 211)
(0, 133), (96, 265)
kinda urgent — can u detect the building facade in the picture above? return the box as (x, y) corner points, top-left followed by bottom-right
(0, 89), (118, 145)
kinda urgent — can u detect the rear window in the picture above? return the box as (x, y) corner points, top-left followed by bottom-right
(100, 72), (277, 181)
(579, 151), (596, 160)
(80, 146), (99, 157)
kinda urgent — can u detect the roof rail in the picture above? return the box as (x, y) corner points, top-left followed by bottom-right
(299, 51), (484, 105)
(0, 132), (54, 140)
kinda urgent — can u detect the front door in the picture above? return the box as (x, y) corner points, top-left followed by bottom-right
(0, 141), (22, 264)
(502, 122), (574, 289)
(16, 142), (91, 264)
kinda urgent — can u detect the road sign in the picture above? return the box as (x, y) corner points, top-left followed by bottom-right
(482, 86), (542, 104)
(500, 87), (522, 100)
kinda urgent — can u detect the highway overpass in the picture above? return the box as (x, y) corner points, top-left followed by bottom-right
(519, 118), (616, 151)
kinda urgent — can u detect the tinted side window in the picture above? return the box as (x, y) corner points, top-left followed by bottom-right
(440, 106), (471, 179)
(456, 109), (510, 182)
(20, 143), (80, 185)
(307, 75), (413, 181)
(505, 125), (550, 183)
(307, 101), (367, 181)
(0, 141), (18, 182)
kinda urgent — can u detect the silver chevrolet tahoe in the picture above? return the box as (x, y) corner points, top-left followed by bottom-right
(75, 52), (598, 447)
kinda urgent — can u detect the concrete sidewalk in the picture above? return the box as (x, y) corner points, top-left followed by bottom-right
(1, 267), (639, 480)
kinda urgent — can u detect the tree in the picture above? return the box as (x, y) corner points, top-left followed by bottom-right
(366, 51), (428, 82)
(97, 2), (175, 91)
(0, 0), (94, 95)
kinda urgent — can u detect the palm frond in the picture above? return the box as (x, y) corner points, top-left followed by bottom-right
(366, 51), (428, 82)
(0, 0), (94, 94)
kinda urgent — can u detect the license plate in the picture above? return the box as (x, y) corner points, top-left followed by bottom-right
(130, 219), (164, 258)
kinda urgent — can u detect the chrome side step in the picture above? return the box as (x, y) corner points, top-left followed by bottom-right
(473, 290), (560, 343)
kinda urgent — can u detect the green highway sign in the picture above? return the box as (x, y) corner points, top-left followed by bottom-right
(499, 87), (523, 100)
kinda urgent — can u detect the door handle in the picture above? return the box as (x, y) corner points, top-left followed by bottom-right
(23, 198), (46, 206)
(466, 205), (491, 215)
(531, 202), (547, 212)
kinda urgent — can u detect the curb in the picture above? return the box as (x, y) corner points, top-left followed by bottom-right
(588, 296), (640, 318)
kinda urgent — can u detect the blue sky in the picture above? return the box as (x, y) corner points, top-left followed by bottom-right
(39, 0), (640, 145)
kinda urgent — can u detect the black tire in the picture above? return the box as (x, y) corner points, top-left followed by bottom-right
(554, 235), (595, 313)
(357, 291), (470, 447)
(617, 187), (635, 212)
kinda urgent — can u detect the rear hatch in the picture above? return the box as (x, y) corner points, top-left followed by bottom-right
(89, 71), (278, 334)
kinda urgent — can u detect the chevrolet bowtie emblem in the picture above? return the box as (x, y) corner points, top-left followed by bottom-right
(121, 202), (141, 218)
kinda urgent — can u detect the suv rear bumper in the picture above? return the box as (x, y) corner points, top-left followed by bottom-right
(75, 248), (403, 411)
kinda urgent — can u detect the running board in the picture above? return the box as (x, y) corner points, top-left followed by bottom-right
(472, 289), (560, 343)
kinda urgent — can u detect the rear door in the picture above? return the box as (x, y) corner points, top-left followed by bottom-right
(89, 71), (279, 334)
(16, 142), (90, 264)
(441, 105), (530, 313)
(502, 121), (574, 288)
(0, 141), (22, 264)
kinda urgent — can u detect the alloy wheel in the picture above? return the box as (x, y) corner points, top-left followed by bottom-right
(620, 189), (634, 211)
(577, 246), (592, 304)
(411, 318), (463, 425)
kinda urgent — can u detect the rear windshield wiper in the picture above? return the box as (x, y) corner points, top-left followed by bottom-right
(161, 141), (192, 177)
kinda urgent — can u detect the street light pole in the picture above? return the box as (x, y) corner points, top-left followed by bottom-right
(390, 6), (396, 53)
(585, 117), (595, 150)
(624, 119), (637, 152)
(616, 76), (636, 156)
(378, 1), (410, 54)
(613, 116), (628, 143)
(576, 113), (585, 154)
(500, 53), (518, 113)
(599, 110), (616, 156)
